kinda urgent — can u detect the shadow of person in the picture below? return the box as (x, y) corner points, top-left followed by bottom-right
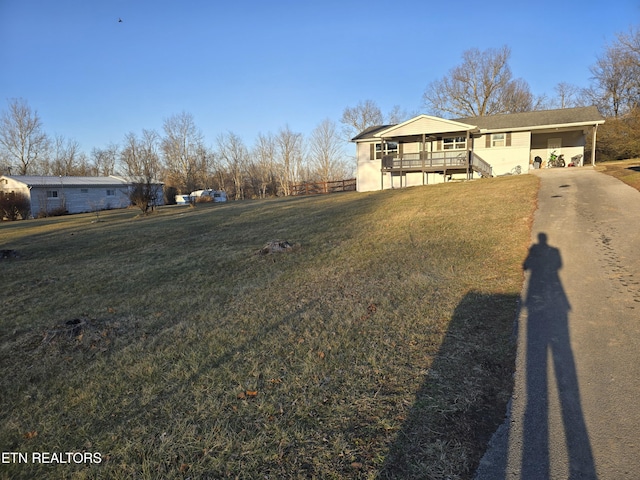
(521, 233), (597, 479)
(379, 290), (519, 479)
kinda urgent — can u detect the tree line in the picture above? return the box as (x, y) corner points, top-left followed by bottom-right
(0, 105), (356, 202)
(1, 25), (638, 199)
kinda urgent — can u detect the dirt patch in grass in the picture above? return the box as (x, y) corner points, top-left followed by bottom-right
(595, 158), (640, 192)
(36, 317), (129, 354)
(256, 240), (300, 255)
(0, 176), (538, 479)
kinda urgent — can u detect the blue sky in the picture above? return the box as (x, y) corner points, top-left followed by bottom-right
(1, 0), (638, 154)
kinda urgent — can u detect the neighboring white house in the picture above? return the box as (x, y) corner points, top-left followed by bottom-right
(0, 175), (164, 218)
(352, 106), (605, 192)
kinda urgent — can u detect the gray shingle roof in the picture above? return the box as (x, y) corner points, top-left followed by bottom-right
(350, 125), (395, 141)
(351, 107), (605, 140)
(454, 106), (604, 131)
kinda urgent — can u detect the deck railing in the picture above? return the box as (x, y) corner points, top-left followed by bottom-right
(470, 153), (493, 177)
(381, 151), (493, 178)
(382, 151), (468, 170)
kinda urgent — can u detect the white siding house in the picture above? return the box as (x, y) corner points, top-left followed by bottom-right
(0, 175), (164, 218)
(352, 107), (605, 192)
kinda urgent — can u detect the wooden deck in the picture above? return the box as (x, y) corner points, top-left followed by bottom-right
(381, 152), (492, 178)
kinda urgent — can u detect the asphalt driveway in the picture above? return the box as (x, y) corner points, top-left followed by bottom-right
(475, 167), (640, 479)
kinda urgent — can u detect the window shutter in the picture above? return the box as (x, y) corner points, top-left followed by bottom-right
(506, 133), (512, 147)
(436, 138), (442, 151)
(485, 135), (491, 148)
(370, 143), (375, 160)
(398, 143), (403, 156)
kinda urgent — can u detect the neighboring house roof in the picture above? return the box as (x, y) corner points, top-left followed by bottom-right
(110, 175), (164, 185)
(454, 106), (605, 132)
(351, 106), (605, 140)
(1, 175), (162, 187)
(2, 175), (127, 187)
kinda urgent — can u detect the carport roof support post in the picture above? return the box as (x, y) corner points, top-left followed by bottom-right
(591, 124), (598, 166)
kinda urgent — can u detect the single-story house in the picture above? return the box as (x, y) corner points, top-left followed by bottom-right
(0, 175), (164, 218)
(352, 106), (605, 192)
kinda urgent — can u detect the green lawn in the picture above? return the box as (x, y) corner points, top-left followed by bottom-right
(595, 158), (640, 192)
(0, 175), (538, 479)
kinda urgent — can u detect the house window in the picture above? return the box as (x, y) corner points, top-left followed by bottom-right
(443, 136), (466, 150)
(374, 142), (398, 159)
(491, 133), (506, 147)
(106, 189), (116, 197)
(80, 188), (89, 194)
(46, 190), (58, 198)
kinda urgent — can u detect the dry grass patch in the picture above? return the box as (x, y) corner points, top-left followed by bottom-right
(0, 176), (538, 479)
(595, 158), (640, 192)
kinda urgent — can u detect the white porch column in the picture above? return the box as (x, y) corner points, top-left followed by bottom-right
(591, 124), (598, 166)
(466, 130), (471, 179)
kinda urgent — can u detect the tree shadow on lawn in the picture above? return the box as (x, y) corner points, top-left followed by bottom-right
(378, 290), (519, 479)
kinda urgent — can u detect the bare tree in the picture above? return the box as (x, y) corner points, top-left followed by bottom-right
(91, 143), (119, 176)
(161, 112), (205, 193)
(74, 154), (93, 176)
(275, 126), (304, 196)
(423, 46), (536, 117)
(588, 31), (640, 117)
(207, 151), (227, 192)
(618, 26), (640, 58)
(551, 83), (586, 109)
(194, 143), (214, 192)
(386, 105), (415, 125)
(308, 119), (348, 185)
(48, 135), (84, 176)
(587, 26), (640, 159)
(0, 98), (49, 175)
(216, 132), (248, 200)
(249, 132), (277, 198)
(340, 100), (384, 140)
(0, 153), (8, 175)
(195, 144), (216, 190)
(120, 132), (140, 177)
(120, 129), (162, 213)
(500, 78), (541, 112)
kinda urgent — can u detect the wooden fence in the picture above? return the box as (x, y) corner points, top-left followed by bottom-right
(290, 178), (356, 196)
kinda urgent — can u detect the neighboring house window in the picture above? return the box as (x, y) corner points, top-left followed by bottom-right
(46, 190), (58, 198)
(443, 136), (466, 150)
(106, 189), (116, 197)
(80, 188), (89, 194)
(373, 142), (398, 159)
(491, 133), (505, 147)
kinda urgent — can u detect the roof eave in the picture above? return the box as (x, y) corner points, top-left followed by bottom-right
(478, 119), (606, 133)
